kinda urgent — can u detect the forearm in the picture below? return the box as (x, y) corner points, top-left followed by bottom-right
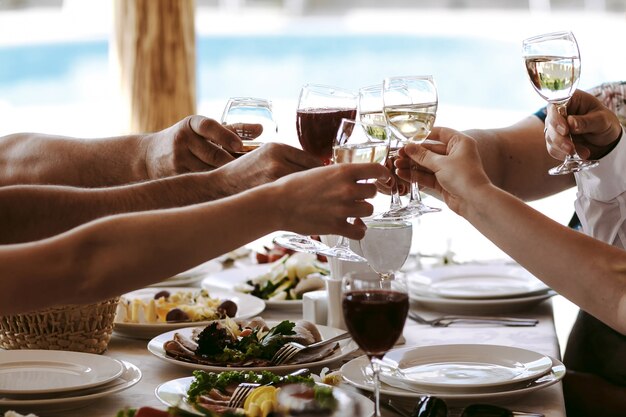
(0, 133), (148, 187)
(0, 171), (234, 244)
(465, 116), (575, 200)
(0, 184), (282, 314)
(459, 185), (626, 334)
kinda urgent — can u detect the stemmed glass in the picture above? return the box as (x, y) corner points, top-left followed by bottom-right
(221, 97), (277, 156)
(342, 272), (409, 416)
(316, 118), (390, 262)
(359, 220), (413, 280)
(358, 84), (406, 219)
(522, 31), (599, 175)
(296, 84), (357, 165)
(383, 75), (440, 217)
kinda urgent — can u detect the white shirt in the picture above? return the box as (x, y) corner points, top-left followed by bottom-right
(575, 126), (626, 249)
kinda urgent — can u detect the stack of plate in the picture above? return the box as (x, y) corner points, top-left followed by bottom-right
(341, 344), (565, 402)
(408, 264), (556, 314)
(0, 350), (141, 414)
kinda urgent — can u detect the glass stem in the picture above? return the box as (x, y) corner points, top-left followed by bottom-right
(556, 103), (584, 161)
(408, 160), (423, 205)
(389, 154), (402, 211)
(371, 357), (382, 417)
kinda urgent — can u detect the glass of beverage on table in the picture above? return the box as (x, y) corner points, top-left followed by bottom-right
(342, 271), (409, 417)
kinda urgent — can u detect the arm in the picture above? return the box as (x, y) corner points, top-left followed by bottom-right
(0, 163), (389, 315)
(0, 116), (247, 187)
(397, 127), (626, 334)
(0, 142), (321, 244)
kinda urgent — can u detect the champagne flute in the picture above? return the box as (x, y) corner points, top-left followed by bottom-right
(221, 97), (277, 156)
(296, 84), (357, 165)
(383, 75), (440, 217)
(342, 272), (409, 417)
(358, 84), (406, 219)
(522, 31), (599, 175)
(317, 118), (390, 262)
(359, 220), (412, 280)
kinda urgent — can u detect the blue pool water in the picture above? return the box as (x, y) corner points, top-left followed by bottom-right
(0, 34), (544, 113)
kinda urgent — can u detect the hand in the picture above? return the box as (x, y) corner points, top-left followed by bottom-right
(275, 163), (391, 240)
(215, 142), (323, 194)
(142, 115), (256, 179)
(545, 89), (622, 160)
(375, 155), (410, 196)
(395, 126), (491, 214)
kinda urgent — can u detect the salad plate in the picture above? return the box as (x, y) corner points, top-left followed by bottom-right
(147, 322), (358, 374)
(341, 354), (564, 402)
(0, 360), (141, 414)
(379, 344), (553, 392)
(114, 288), (265, 339)
(156, 376), (375, 417)
(0, 350), (124, 395)
(149, 259), (223, 287)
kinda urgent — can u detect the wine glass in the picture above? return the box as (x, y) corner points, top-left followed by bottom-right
(221, 97), (277, 156)
(317, 118), (390, 262)
(522, 31), (599, 175)
(342, 271), (409, 417)
(358, 84), (406, 220)
(383, 75), (440, 217)
(359, 220), (413, 280)
(296, 84), (357, 165)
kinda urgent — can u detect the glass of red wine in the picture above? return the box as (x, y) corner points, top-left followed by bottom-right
(342, 271), (409, 417)
(296, 84), (357, 165)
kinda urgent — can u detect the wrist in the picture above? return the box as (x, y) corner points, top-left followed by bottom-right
(599, 126), (624, 159)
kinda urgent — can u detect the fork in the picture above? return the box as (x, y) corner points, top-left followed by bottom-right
(226, 368), (310, 409)
(409, 311), (538, 327)
(270, 332), (352, 365)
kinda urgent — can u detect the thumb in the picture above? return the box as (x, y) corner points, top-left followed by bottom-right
(403, 142), (444, 173)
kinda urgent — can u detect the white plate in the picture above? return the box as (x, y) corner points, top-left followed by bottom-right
(380, 344), (553, 392)
(341, 354), (564, 402)
(0, 350), (124, 395)
(156, 377), (374, 417)
(0, 360), (141, 414)
(114, 288), (266, 339)
(409, 289), (557, 315)
(149, 259), (223, 287)
(409, 265), (550, 300)
(201, 264), (303, 310)
(147, 322), (358, 374)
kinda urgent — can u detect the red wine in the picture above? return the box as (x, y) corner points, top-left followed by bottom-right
(342, 290), (409, 358)
(296, 108), (356, 164)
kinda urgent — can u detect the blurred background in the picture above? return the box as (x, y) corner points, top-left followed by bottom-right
(1, 0), (625, 351)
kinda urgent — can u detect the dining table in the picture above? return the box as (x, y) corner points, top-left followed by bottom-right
(14, 287), (566, 417)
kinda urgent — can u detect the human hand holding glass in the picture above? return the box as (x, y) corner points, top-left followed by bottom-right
(522, 31), (599, 175)
(383, 75), (440, 217)
(221, 97), (277, 157)
(342, 272), (409, 417)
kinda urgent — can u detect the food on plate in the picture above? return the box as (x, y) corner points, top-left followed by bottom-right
(116, 289), (237, 324)
(236, 253), (329, 301)
(254, 239), (327, 264)
(163, 318), (338, 367)
(3, 412), (38, 417)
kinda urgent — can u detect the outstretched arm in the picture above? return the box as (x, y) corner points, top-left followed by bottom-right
(0, 116), (249, 187)
(397, 127), (626, 335)
(0, 163), (389, 315)
(0, 142), (321, 244)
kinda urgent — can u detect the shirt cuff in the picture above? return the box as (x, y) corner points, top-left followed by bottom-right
(575, 126), (626, 202)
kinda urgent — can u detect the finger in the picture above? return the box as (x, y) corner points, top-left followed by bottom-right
(187, 137), (236, 168)
(342, 163), (390, 183)
(545, 124), (573, 157)
(340, 221), (368, 241)
(275, 144), (323, 170)
(182, 154), (213, 173)
(225, 123), (264, 140)
(188, 116), (243, 152)
(403, 142), (445, 173)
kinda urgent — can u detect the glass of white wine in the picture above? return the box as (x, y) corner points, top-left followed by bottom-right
(359, 220), (413, 280)
(382, 75), (440, 217)
(221, 97), (277, 156)
(522, 31), (599, 175)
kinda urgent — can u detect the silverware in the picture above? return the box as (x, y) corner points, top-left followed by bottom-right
(408, 312), (538, 327)
(227, 368), (311, 409)
(270, 332), (351, 365)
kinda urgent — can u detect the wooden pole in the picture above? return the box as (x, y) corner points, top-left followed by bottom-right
(113, 0), (196, 133)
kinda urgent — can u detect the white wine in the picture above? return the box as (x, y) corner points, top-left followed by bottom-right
(525, 55), (580, 103)
(359, 111), (388, 141)
(359, 221), (413, 278)
(384, 102), (437, 142)
(333, 142), (389, 164)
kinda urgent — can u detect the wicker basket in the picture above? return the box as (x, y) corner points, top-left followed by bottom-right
(0, 298), (119, 354)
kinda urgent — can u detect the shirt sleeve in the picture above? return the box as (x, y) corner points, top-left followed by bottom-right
(575, 126), (626, 202)
(533, 106), (547, 122)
